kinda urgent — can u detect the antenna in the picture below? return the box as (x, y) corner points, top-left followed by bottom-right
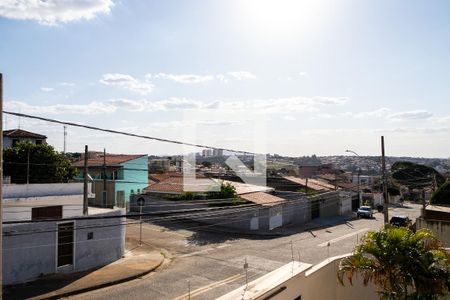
(18, 108), (21, 129)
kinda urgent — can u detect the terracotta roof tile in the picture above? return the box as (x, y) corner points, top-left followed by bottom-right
(3, 129), (47, 139)
(240, 192), (286, 207)
(73, 154), (147, 167)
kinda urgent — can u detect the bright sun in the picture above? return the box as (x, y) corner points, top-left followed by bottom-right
(238, 0), (326, 37)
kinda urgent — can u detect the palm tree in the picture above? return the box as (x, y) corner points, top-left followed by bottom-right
(337, 227), (450, 299)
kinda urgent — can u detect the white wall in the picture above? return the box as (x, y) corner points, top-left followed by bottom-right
(3, 208), (125, 285)
(3, 183), (86, 221)
(3, 182), (87, 198)
(339, 191), (352, 215)
(3, 195), (83, 221)
(218, 254), (378, 300)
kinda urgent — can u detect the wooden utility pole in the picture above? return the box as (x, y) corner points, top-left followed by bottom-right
(381, 136), (389, 225)
(103, 148), (106, 208)
(63, 125), (67, 154)
(0, 73), (4, 298)
(357, 168), (361, 207)
(83, 145), (88, 215)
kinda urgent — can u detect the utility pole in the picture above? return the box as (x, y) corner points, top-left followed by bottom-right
(27, 148), (30, 184)
(83, 145), (88, 215)
(103, 148), (107, 208)
(381, 136), (389, 225)
(63, 125), (67, 154)
(0, 73), (4, 299)
(357, 168), (361, 207)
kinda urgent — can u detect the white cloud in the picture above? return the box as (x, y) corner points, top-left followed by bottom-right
(5, 100), (116, 115)
(60, 82), (75, 86)
(283, 115), (296, 121)
(226, 71), (256, 81)
(40, 87), (54, 92)
(387, 110), (433, 121)
(148, 71), (256, 83)
(149, 73), (215, 84)
(0, 0), (113, 25)
(100, 73), (153, 95)
(354, 107), (391, 118)
(299, 72), (308, 77)
(5, 96), (348, 116)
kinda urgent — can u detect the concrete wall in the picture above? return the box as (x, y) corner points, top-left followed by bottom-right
(339, 191), (352, 215)
(309, 191), (341, 219)
(3, 182), (86, 198)
(3, 183), (87, 221)
(218, 255), (378, 300)
(3, 208), (125, 285)
(129, 194), (209, 213)
(416, 217), (450, 247)
(3, 195), (83, 221)
(130, 193), (340, 233)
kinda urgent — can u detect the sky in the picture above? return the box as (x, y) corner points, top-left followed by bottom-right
(1, 0), (450, 158)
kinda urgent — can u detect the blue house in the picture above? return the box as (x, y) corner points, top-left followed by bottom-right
(73, 152), (148, 209)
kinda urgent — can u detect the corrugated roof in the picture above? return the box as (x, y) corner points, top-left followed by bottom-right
(3, 129), (47, 139)
(73, 154), (147, 167)
(283, 176), (335, 191)
(240, 192), (286, 207)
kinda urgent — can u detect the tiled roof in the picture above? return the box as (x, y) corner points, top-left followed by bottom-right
(240, 192), (286, 207)
(3, 129), (47, 139)
(146, 175), (217, 194)
(283, 176), (335, 191)
(73, 154), (147, 167)
(213, 179), (274, 195)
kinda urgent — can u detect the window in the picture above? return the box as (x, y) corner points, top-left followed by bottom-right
(35, 139), (43, 145)
(32, 206), (63, 220)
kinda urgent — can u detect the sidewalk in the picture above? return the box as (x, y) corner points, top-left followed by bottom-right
(4, 242), (165, 300)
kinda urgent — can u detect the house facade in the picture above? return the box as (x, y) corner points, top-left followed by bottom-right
(3, 183), (125, 285)
(3, 129), (47, 149)
(73, 152), (148, 209)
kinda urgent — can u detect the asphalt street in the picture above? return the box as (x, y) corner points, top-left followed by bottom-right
(69, 203), (422, 300)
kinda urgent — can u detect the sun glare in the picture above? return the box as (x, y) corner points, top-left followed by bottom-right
(238, 0), (326, 38)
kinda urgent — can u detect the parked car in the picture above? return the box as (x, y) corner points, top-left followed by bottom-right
(356, 206), (373, 218)
(389, 215), (412, 227)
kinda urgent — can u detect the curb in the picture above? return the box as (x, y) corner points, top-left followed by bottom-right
(15, 254), (165, 300)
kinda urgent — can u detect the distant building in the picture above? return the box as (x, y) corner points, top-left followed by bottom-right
(3, 129), (47, 149)
(213, 149), (224, 157)
(149, 158), (170, 173)
(202, 149), (213, 157)
(73, 152), (148, 208)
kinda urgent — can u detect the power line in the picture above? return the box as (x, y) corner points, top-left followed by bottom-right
(3, 111), (255, 155)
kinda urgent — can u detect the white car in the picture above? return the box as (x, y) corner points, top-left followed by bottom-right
(356, 206), (373, 218)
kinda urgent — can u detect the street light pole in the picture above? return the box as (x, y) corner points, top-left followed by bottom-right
(346, 149), (362, 207)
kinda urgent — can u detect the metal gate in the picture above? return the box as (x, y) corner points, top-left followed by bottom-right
(311, 200), (320, 219)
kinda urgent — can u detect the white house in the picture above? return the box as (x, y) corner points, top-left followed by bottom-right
(3, 183), (125, 285)
(3, 129), (47, 149)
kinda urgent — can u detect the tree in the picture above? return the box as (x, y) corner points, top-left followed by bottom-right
(201, 161), (212, 168)
(337, 227), (450, 299)
(4, 142), (77, 183)
(391, 161), (445, 190)
(207, 182), (237, 200)
(431, 181), (450, 205)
